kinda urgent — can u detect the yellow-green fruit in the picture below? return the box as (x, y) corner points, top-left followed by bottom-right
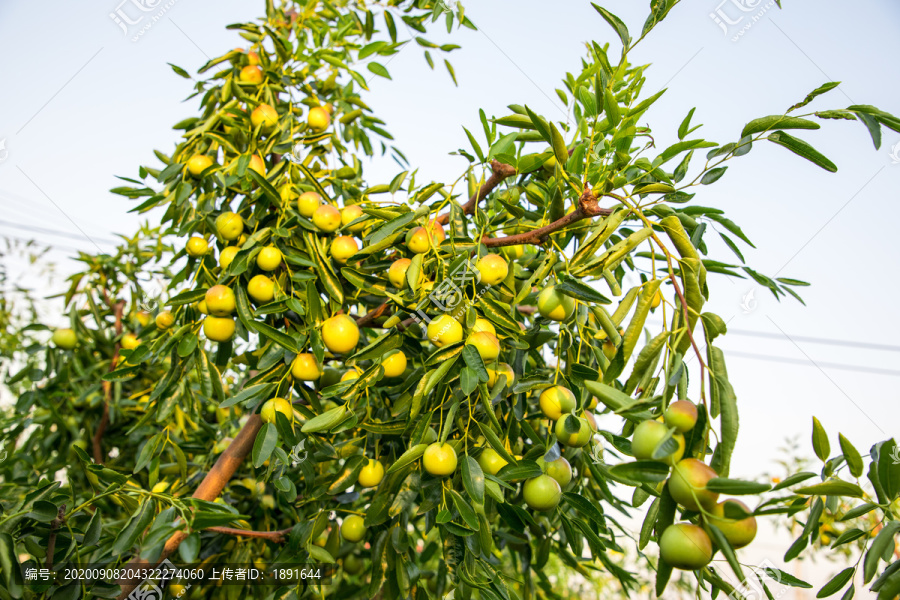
(239, 65), (264, 84)
(51, 328), (77, 350)
(407, 224), (445, 254)
(322, 314), (360, 354)
(343, 554), (363, 575)
(341, 368), (361, 382)
(312, 205), (341, 232)
(340, 515), (366, 542)
(659, 523), (713, 570)
(203, 316), (235, 342)
(555, 416), (592, 447)
(195, 300), (208, 315)
(486, 363), (514, 387)
(341, 205), (365, 233)
(465, 331), (500, 362)
(651, 289), (662, 309)
(472, 318), (496, 336)
(185, 237), (208, 257)
(538, 386), (576, 420)
(247, 275), (275, 304)
(121, 333), (140, 350)
(136, 311), (152, 327)
(297, 191), (321, 217)
(501, 245), (525, 260)
(542, 457), (573, 487)
(357, 460), (385, 488)
(248, 154), (266, 177)
(382, 350), (407, 378)
(205, 285), (236, 316)
(246, 50), (261, 66)
(250, 103), (278, 133)
(155, 312), (175, 330)
(260, 397), (293, 424)
(219, 246), (239, 270)
(523, 474), (562, 511)
(319, 367), (341, 388)
(256, 246), (282, 271)
(476, 253), (509, 286)
(423, 442), (458, 477)
(665, 400), (699, 433)
(708, 499), (758, 548)
(330, 236), (358, 264)
(216, 212), (244, 241)
(426, 315), (463, 347)
(187, 154), (214, 177)
(631, 420), (685, 465)
(478, 448), (508, 476)
(388, 258), (412, 288)
(537, 286), (575, 321)
(308, 106), (331, 131)
(291, 353), (322, 381)
(668, 459), (720, 512)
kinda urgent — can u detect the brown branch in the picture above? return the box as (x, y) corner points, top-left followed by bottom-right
(115, 415), (264, 600)
(205, 525), (292, 543)
(434, 160), (516, 226)
(45, 505), (66, 569)
(354, 301), (390, 328)
(482, 188), (612, 247)
(94, 300), (125, 464)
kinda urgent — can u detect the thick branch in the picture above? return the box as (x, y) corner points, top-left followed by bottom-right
(205, 526), (292, 543)
(45, 505), (66, 569)
(354, 301), (390, 328)
(94, 300), (125, 463)
(115, 415), (264, 600)
(483, 188), (612, 247)
(434, 160), (516, 226)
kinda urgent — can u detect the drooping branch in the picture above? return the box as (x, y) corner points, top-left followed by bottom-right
(482, 188), (613, 247)
(115, 415), (264, 600)
(94, 300), (125, 463)
(205, 525), (292, 543)
(434, 160), (516, 226)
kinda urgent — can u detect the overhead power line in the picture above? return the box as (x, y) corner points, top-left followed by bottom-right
(0, 219), (117, 246)
(726, 350), (900, 378)
(727, 328), (900, 353)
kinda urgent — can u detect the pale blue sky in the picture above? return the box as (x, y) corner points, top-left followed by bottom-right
(1, 0), (899, 588)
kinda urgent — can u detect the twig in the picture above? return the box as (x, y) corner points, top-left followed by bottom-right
(115, 415), (264, 600)
(434, 160), (516, 226)
(45, 505), (66, 569)
(205, 526), (292, 543)
(94, 300), (125, 463)
(482, 188), (612, 247)
(355, 301), (390, 328)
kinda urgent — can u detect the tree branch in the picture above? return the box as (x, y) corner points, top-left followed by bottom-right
(45, 505), (66, 570)
(354, 301), (390, 328)
(205, 525), (292, 543)
(434, 160), (516, 226)
(482, 188), (612, 247)
(115, 415), (264, 600)
(94, 300), (125, 464)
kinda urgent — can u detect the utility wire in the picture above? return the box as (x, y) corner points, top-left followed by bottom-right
(726, 328), (900, 353)
(726, 350), (900, 378)
(0, 219), (117, 246)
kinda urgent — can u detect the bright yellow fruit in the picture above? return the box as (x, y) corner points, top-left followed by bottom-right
(297, 191), (321, 217)
(341, 205), (366, 233)
(476, 254), (508, 286)
(312, 205), (341, 233)
(388, 258), (412, 288)
(155, 312), (175, 330)
(308, 106), (331, 131)
(291, 353), (322, 381)
(215, 212), (244, 241)
(539, 386), (576, 420)
(465, 331), (500, 362)
(247, 275), (275, 303)
(256, 246), (282, 271)
(423, 443), (458, 477)
(472, 318), (496, 336)
(330, 236), (358, 264)
(407, 224), (445, 254)
(195, 300), (208, 315)
(219, 246), (239, 270)
(478, 448), (508, 476)
(357, 460), (385, 488)
(382, 350), (407, 378)
(250, 103), (278, 133)
(426, 315), (463, 347)
(185, 237), (208, 257)
(260, 397), (293, 424)
(205, 285), (236, 316)
(486, 362), (514, 387)
(248, 154), (266, 177)
(322, 314), (360, 354)
(239, 65), (263, 84)
(187, 154), (213, 177)
(121, 333), (140, 350)
(341, 368), (361, 382)
(203, 316), (235, 342)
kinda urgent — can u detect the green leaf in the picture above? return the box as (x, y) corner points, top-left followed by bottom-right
(112, 500), (156, 555)
(772, 471), (818, 491)
(768, 131), (838, 172)
(701, 166), (727, 185)
(449, 490), (479, 529)
(367, 62), (391, 79)
(678, 107), (696, 140)
(250, 320), (301, 354)
(794, 480), (864, 498)
(865, 521), (900, 583)
(301, 405), (348, 434)
(817, 567), (855, 598)
(789, 82), (841, 111)
(706, 478), (771, 495)
(741, 115), (821, 137)
(496, 460), (542, 482)
(462, 456), (485, 505)
(549, 122), (569, 166)
(252, 423), (278, 468)
(608, 461), (670, 483)
(591, 3), (631, 48)
(707, 523), (743, 582)
(812, 417), (831, 462)
(385, 444), (427, 475)
(839, 433), (864, 478)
